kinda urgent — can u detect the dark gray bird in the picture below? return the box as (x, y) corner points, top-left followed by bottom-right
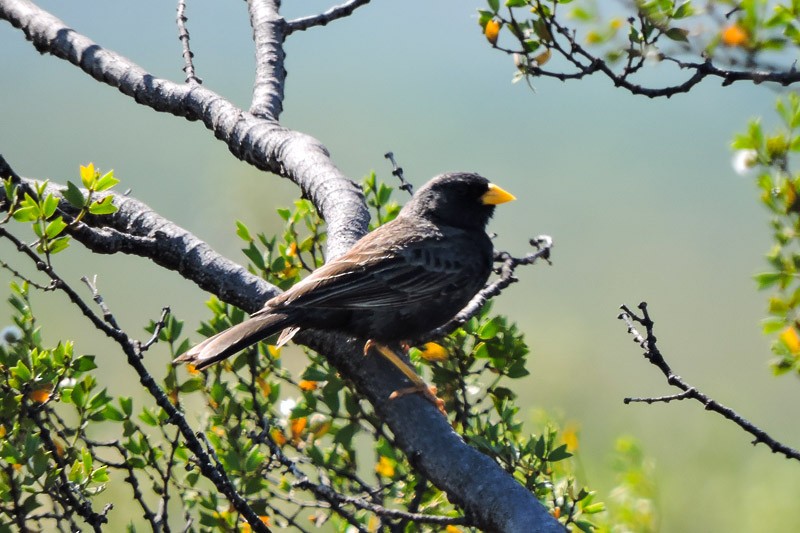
(174, 172), (515, 379)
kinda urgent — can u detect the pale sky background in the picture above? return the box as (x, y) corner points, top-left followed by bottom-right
(1, 1), (797, 530)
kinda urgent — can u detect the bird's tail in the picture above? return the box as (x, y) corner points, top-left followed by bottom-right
(173, 312), (294, 370)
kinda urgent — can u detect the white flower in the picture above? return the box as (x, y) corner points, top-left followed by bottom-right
(732, 149), (758, 176)
(0, 326), (22, 346)
(279, 398), (297, 417)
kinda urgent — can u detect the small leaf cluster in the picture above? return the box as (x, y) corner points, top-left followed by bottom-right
(734, 94), (800, 375)
(237, 197), (325, 289)
(410, 303), (604, 530)
(362, 171), (401, 228)
(597, 436), (658, 532)
(2, 163), (119, 261)
(0, 282), (113, 529)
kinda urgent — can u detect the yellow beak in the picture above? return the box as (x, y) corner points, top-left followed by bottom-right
(481, 183), (516, 205)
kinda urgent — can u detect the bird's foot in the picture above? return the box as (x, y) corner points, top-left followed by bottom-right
(389, 384), (446, 415)
(364, 339), (446, 415)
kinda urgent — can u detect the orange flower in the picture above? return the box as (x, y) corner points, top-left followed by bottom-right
(484, 19), (501, 45)
(290, 417), (307, 440)
(298, 380), (317, 391)
(256, 376), (271, 397)
(418, 342), (448, 362)
(271, 428), (287, 446)
(28, 384), (53, 404)
(721, 24), (748, 47)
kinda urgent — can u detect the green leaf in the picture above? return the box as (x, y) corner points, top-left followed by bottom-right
(91, 465), (109, 483)
(88, 196), (117, 215)
(547, 444), (572, 461)
(64, 181), (85, 208)
(139, 408), (158, 427)
(11, 360), (31, 381)
(236, 221), (252, 242)
(82, 447), (93, 475)
(582, 502), (605, 514)
(102, 404), (125, 422)
(73, 355), (98, 372)
(94, 170), (119, 192)
(762, 317), (787, 334)
(534, 435), (546, 459)
(276, 208), (291, 221)
(754, 271), (783, 290)
(478, 318), (500, 340)
(120, 396), (133, 417)
(505, 0), (527, 6)
(242, 242), (267, 271)
(179, 378), (204, 394)
(45, 216), (67, 239)
(488, 0), (500, 11)
(673, 1), (693, 19)
(12, 205), (38, 222)
(665, 27), (689, 42)
(42, 195), (59, 218)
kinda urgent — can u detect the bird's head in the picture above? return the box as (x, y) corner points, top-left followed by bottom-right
(400, 172), (516, 230)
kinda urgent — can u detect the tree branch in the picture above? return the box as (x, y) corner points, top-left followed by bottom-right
(619, 302), (800, 462)
(247, 0), (286, 119)
(285, 0), (371, 35)
(0, 0), (368, 259)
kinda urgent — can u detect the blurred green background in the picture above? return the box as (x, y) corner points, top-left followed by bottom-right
(2, 1), (797, 530)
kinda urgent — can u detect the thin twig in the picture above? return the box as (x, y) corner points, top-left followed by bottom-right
(285, 0), (371, 35)
(384, 152), (413, 196)
(619, 302), (800, 462)
(81, 275), (121, 330)
(140, 307), (172, 353)
(424, 235), (553, 340)
(176, 0), (202, 84)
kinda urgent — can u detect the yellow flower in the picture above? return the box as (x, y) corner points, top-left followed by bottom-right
(780, 327), (800, 354)
(267, 345), (281, 359)
(562, 423), (580, 452)
(375, 455), (395, 478)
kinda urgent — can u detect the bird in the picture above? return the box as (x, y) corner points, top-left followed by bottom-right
(174, 172), (515, 404)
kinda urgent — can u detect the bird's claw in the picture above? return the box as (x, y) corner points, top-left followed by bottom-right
(389, 384), (446, 415)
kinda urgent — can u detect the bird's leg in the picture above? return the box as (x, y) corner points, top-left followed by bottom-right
(363, 340), (445, 414)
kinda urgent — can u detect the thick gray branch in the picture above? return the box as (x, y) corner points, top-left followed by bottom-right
(247, 0), (286, 119)
(0, 0), (368, 259)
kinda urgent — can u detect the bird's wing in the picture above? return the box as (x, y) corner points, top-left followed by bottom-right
(265, 227), (485, 311)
